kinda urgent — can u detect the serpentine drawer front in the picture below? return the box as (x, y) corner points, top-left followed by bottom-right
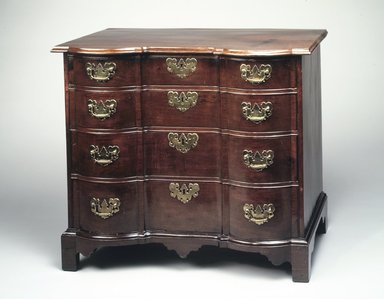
(52, 28), (328, 282)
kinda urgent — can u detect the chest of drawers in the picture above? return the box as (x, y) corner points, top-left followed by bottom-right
(52, 28), (327, 282)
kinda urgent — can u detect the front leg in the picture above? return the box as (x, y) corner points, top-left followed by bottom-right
(61, 230), (79, 271)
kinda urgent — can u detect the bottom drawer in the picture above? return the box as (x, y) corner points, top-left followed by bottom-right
(145, 180), (221, 234)
(74, 180), (140, 235)
(229, 185), (296, 241)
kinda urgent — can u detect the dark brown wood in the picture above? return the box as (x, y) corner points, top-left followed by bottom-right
(143, 130), (221, 177)
(228, 186), (294, 241)
(74, 180), (140, 234)
(226, 134), (297, 183)
(145, 180), (221, 234)
(301, 47), (324, 229)
(142, 54), (218, 86)
(71, 131), (141, 178)
(52, 28), (327, 56)
(142, 88), (219, 128)
(69, 54), (141, 87)
(70, 89), (140, 129)
(61, 230), (79, 271)
(54, 29), (327, 282)
(220, 57), (296, 89)
(221, 93), (296, 132)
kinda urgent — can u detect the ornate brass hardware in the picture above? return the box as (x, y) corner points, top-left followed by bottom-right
(240, 63), (272, 84)
(90, 197), (120, 219)
(169, 182), (200, 204)
(168, 132), (199, 154)
(243, 149), (274, 171)
(90, 145), (120, 166)
(88, 99), (117, 120)
(86, 62), (116, 82)
(168, 91), (198, 112)
(243, 203), (275, 225)
(166, 57), (197, 78)
(241, 101), (273, 124)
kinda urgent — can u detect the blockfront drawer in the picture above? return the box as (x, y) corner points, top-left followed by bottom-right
(142, 54), (218, 86)
(220, 57), (297, 89)
(226, 134), (297, 183)
(144, 130), (221, 177)
(221, 93), (297, 132)
(71, 131), (142, 178)
(69, 54), (141, 87)
(69, 89), (140, 129)
(145, 180), (221, 234)
(74, 180), (140, 235)
(228, 185), (296, 241)
(142, 89), (219, 127)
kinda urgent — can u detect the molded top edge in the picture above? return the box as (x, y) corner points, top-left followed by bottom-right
(52, 28), (327, 56)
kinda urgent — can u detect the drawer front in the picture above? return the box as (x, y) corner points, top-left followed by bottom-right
(142, 89), (219, 127)
(70, 89), (139, 129)
(222, 93), (296, 132)
(144, 131), (221, 177)
(70, 54), (140, 87)
(74, 180), (140, 235)
(229, 185), (295, 241)
(220, 57), (296, 89)
(71, 131), (141, 178)
(146, 180), (221, 234)
(142, 54), (218, 86)
(227, 134), (297, 183)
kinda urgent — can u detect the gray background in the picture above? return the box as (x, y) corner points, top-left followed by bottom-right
(1, 0), (383, 297)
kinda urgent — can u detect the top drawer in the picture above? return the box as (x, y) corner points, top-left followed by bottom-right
(69, 54), (141, 87)
(142, 54), (218, 86)
(220, 56), (297, 89)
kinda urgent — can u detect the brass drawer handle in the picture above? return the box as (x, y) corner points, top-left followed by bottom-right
(168, 132), (199, 154)
(243, 149), (274, 171)
(240, 63), (272, 84)
(90, 197), (120, 219)
(169, 182), (200, 204)
(88, 99), (117, 120)
(168, 91), (198, 112)
(241, 101), (272, 123)
(90, 145), (120, 166)
(243, 203), (275, 225)
(166, 57), (197, 78)
(86, 62), (116, 82)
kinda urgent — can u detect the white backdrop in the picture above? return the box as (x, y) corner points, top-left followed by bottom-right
(1, 0), (383, 297)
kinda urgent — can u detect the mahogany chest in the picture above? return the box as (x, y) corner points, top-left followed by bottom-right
(52, 28), (327, 282)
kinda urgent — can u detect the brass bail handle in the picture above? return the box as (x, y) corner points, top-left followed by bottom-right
(166, 57), (197, 78)
(240, 63), (272, 84)
(243, 149), (274, 171)
(243, 203), (275, 225)
(88, 99), (117, 120)
(86, 62), (116, 82)
(241, 101), (273, 124)
(90, 145), (120, 166)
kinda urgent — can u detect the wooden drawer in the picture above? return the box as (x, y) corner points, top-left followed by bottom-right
(69, 89), (140, 129)
(74, 180), (140, 235)
(226, 134), (297, 183)
(142, 54), (218, 86)
(222, 93), (296, 132)
(220, 57), (297, 89)
(142, 89), (219, 127)
(69, 54), (140, 87)
(144, 130), (220, 177)
(228, 185), (295, 241)
(71, 131), (142, 178)
(145, 180), (221, 234)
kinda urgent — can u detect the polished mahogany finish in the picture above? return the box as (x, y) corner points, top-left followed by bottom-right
(53, 28), (327, 282)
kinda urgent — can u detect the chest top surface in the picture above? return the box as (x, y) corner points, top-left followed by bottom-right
(52, 28), (327, 56)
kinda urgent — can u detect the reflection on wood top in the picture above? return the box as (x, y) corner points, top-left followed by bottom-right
(52, 28), (327, 56)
